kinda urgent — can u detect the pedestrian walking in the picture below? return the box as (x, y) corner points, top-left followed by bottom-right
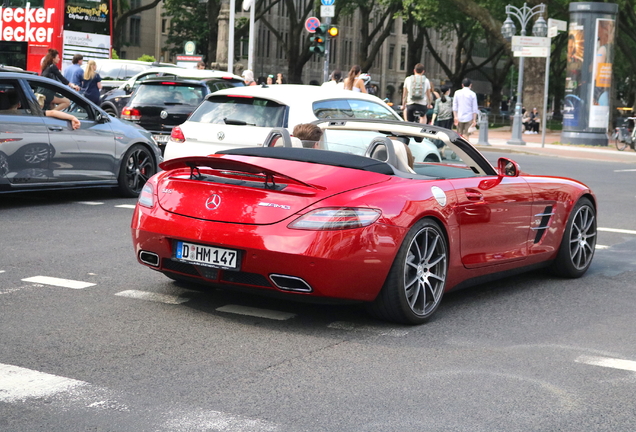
(322, 69), (344, 88)
(430, 85), (453, 129)
(63, 54), (83, 86)
(452, 78), (478, 137)
(196, 61), (206, 70)
(402, 63), (433, 124)
(343, 65), (367, 93)
(242, 70), (257, 86)
(79, 60), (102, 105)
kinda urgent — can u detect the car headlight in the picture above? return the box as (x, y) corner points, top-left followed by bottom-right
(288, 208), (381, 230)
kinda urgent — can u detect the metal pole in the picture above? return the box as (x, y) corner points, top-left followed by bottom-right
(508, 28), (526, 146)
(541, 48), (550, 147)
(323, 17), (331, 83)
(228, 0), (235, 73)
(247, 5), (255, 71)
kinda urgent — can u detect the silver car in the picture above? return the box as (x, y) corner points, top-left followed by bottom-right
(0, 73), (162, 196)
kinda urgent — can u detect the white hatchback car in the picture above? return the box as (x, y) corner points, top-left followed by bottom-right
(164, 84), (442, 163)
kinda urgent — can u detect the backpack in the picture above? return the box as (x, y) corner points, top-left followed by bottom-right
(410, 74), (426, 100)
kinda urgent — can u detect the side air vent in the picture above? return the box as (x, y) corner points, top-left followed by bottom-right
(531, 205), (555, 244)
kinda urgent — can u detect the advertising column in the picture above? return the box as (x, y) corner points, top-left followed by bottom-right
(561, 2), (617, 146)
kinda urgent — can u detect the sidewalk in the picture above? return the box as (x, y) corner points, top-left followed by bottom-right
(468, 127), (636, 164)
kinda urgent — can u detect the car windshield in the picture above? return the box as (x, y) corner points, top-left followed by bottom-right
(132, 84), (205, 105)
(189, 95), (287, 127)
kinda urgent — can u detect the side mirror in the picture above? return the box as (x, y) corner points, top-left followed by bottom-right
(95, 112), (109, 123)
(497, 157), (520, 177)
(124, 84), (131, 94)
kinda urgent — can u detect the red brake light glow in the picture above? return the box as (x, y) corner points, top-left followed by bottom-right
(170, 126), (186, 143)
(161, 82), (177, 85)
(226, 94), (254, 99)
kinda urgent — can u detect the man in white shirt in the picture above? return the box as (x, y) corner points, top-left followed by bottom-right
(453, 78), (479, 137)
(402, 63), (433, 124)
(322, 69), (344, 88)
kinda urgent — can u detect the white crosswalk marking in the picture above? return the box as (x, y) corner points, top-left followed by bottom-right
(598, 227), (636, 235)
(576, 355), (636, 372)
(115, 290), (191, 305)
(22, 276), (95, 289)
(115, 204), (136, 209)
(75, 201), (104, 206)
(216, 305), (296, 320)
(0, 363), (88, 402)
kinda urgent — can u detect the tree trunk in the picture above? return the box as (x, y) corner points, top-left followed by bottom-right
(522, 57), (545, 118)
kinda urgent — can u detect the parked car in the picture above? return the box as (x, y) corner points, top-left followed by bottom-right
(99, 67), (245, 117)
(121, 77), (210, 154)
(132, 119), (596, 324)
(93, 59), (178, 93)
(0, 73), (162, 196)
(164, 84), (442, 163)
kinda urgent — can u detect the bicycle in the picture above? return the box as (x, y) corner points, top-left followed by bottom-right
(613, 117), (636, 151)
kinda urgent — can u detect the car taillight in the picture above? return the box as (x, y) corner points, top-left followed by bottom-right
(121, 107), (141, 121)
(138, 183), (154, 208)
(170, 126), (186, 143)
(288, 208), (381, 230)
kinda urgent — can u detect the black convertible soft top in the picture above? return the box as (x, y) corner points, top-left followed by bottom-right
(217, 147), (395, 175)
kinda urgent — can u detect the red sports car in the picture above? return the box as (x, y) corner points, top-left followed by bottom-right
(131, 119), (597, 324)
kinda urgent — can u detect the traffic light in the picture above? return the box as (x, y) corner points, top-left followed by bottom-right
(327, 25), (338, 38)
(310, 25), (327, 55)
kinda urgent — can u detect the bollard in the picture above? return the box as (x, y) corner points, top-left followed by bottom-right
(476, 112), (491, 146)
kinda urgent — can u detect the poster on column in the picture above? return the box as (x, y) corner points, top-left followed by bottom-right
(589, 18), (615, 129)
(563, 23), (584, 128)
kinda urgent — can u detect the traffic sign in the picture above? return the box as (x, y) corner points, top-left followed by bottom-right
(511, 36), (550, 48)
(321, 0), (334, 6)
(320, 5), (334, 17)
(305, 17), (321, 33)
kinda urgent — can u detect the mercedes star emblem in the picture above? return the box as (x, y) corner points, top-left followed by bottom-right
(205, 194), (222, 210)
(160, 110), (168, 119)
(217, 131), (225, 141)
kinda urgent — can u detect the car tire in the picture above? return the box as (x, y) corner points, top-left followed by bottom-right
(424, 154), (440, 163)
(117, 144), (156, 197)
(102, 105), (118, 117)
(367, 218), (448, 324)
(550, 197), (596, 278)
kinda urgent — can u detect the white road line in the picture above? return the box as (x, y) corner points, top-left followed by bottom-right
(328, 321), (409, 337)
(22, 276), (95, 289)
(598, 227), (636, 235)
(75, 201), (104, 206)
(0, 270), (5, 273)
(595, 244), (610, 250)
(216, 305), (296, 320)
(115, 204), (136, 209)
(613, 168), (636, 172)
(576, 355), (636, 372)
(163, 408), (280, 432)
(115, 289), (191, 305)
(0, 363), (87, 403)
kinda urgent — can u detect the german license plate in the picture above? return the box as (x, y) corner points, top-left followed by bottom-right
(174, 241), (239, 270)
(153, 134), (169, 143)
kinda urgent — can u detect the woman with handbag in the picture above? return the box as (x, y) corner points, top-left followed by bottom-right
(80, 60), (102, 105)
(40, 49), (78, 111)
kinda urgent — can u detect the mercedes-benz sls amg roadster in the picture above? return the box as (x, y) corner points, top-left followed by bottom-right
(131, 119), (597, 324)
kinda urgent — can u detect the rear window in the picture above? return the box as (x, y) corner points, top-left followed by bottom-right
(131, 84), (205, 105)
(313, 99), (397, 120)
(205, 79), (245, 93)
(189, 95), (287, 127)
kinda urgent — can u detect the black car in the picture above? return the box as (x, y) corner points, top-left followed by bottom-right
(99, 67), (245, 117)
(0, 73), (162, 196)
(120, 77), (209, 153)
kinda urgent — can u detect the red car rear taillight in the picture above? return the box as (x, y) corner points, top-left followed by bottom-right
(170, 126), (186, 143)
(121, 107), (141, 121)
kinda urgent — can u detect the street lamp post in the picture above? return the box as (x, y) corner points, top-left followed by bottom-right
(501, 3), (547, 145)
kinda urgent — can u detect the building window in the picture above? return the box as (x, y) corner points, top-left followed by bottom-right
(161, 19), (167, 34)
(129, 16), (141, 47)
(400, 46), (406, 71)
(388, 44), (395, 70)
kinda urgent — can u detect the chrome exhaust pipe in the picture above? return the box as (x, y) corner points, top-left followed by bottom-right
(139, 251), (160, 267)
(269, 274), (313, 293)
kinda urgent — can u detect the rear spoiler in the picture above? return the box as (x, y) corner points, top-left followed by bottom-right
(159, 155), (320, 190)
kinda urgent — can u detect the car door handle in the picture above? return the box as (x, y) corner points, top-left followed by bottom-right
(465, 189), (483, 201)
(48, 126), (64, 132)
